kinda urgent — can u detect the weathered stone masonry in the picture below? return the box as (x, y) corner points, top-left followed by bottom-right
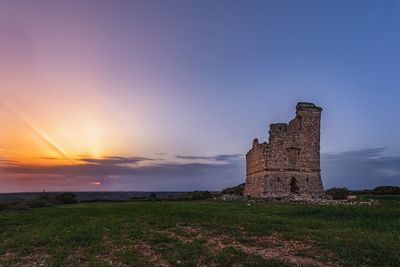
(244, 102), (325, 198)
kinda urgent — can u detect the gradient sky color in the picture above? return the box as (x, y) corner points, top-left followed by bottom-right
(1, 1), (400, 192)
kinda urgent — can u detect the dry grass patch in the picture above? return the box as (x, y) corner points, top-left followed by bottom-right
(1, 250), (50, 267)
(157, 225), (339, 267)
(135, 241), (170, 267)
(66, 249), (90, 266)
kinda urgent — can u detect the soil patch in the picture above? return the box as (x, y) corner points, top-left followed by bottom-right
(159, 225), (338, 267)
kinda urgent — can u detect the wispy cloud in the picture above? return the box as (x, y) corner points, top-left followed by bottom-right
(0, 154), (245, 191)
(0, 159), (20, 166)
(79, 156), (154, 165)
(175, 154), (243, 162)
(321, 148), (400, 189)
(2, 154), (242, 176)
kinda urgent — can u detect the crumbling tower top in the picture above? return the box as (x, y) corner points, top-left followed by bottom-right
(296, 102), (323, 111)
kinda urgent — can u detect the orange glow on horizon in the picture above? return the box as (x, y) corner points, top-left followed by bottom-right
(0, 99), (125, 167)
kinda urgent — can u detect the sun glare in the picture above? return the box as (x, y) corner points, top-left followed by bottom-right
(1, 102), (112, 165)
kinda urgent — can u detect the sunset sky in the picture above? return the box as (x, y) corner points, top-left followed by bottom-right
(1, 1), (400, 192)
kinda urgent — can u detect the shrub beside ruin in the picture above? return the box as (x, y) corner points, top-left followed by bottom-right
(325, 187), (349, 200)
(222, 183), (245, 196)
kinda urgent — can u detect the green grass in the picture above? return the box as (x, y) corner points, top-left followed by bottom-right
(0, 196), (399, 266)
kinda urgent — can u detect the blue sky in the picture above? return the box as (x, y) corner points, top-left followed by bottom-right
(0, 0), (399, 192)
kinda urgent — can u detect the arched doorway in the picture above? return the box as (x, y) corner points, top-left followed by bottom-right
(290, 177), (299, 194)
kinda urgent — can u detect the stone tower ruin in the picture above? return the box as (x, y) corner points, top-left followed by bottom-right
(244, 102), (325, 199)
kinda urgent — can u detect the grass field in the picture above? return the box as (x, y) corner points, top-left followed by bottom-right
(0, 195), (399, 266)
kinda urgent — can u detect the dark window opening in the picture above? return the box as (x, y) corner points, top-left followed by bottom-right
(287, 148), (300, 165)
(290, 177), (299, 194)
(306, 177), (309, 182)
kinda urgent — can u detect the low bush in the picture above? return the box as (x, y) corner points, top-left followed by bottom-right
(373, 186), (400, 195)
(222, 183), (245, 196)
(326, 187), (349, 200)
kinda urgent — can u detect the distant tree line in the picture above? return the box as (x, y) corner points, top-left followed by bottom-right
(325, 186), (400, 200)
(130, 191), (215, 201)
(351, 186), (400, 195)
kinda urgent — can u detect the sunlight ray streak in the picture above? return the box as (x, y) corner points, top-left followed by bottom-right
(3, 101), (76, 164)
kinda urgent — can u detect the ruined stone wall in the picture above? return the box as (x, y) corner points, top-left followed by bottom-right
(244, 102), (325, 199)
(245, 139), (268, 197)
